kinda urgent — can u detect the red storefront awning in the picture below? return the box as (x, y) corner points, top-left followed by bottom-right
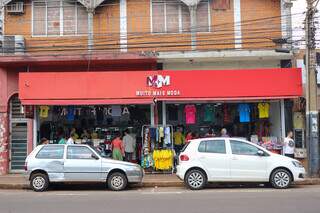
(19, 68), (302, 105)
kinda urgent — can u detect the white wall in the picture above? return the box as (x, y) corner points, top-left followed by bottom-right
(163, 60), (280, 70)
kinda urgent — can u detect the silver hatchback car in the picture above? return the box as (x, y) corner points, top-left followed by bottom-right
(25, 144), (143, 192)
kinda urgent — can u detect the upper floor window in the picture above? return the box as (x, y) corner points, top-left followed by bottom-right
(32, 0), (88, 36)
(151, 0), (210, 33)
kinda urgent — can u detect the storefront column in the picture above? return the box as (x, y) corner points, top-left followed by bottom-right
(280, 100), (286, 139)
(162, 102), (166, 126)
(0, 112), (9, 175)
(33, 107), (38, 148)
(150, 104), (155, 126)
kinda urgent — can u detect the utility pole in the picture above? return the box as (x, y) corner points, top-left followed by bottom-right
(305, 0), (319, 177)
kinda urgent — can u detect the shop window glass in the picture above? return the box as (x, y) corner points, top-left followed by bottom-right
(198, 140), (226, 154)
(36, 145), (64, 159)
(230, 140), (259, 156)
(67, 146), (95, 159)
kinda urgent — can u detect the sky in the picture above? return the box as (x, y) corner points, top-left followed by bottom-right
(291, 0), (320, 48)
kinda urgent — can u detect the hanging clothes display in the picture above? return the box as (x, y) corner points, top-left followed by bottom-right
(184, 105), (196, 124)
(258, 103), (270, 118)
(141, 125), (174, 172)
(223, 105), (232, 124)
(39, 106), (50, 118)
(238, 104), (251, 123)
(204, 104), (215, 122)
(153, 150), (174, 170)
(111, 105), (122, 117)
(67, 106), (75, 121)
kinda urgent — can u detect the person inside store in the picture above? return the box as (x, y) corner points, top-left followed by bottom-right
(123, 129), (135, 162)
(66, 133), (76, 145)
(81, 129), (90, 139)
(191, 131), (199, 139)
(220, 128), (229, 137)
(111, 132), (125, 161)
(185, 130), (192, 144)
(205, 128), (215, 138)
(40, 138), (49, 145)
(57, 128), (67, 144)
(283, 130), (295, 158)
(71, 128), (79, 141)
(174, 126), (185, 153)
(91, 129), (98, 139)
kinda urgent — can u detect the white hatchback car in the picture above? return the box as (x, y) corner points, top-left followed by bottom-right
(176, 138), (306, 190)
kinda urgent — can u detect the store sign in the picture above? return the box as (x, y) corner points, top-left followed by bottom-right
(136, 75), (180, 97)
(19, 68), (303, 105)
(147, 75), (170, 88)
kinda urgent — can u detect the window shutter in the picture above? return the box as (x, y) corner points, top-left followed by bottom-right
(152, 2), (165, 33)
(33, 1), (46, 35)
(77, 3), (88, 34)
(63, 1), (76, 35)
(166, 0), (179, 33)
(212, 0), (230, 10)
(197, 1), (209, 32)
(47, 1), (60, 35)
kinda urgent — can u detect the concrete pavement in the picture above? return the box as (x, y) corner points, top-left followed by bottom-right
(0, 185), (319, 213)
(0, 173), (320, 189)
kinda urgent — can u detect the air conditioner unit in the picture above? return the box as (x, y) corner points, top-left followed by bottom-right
(7, 2), (24, 14)
(0, 35), (25, 54)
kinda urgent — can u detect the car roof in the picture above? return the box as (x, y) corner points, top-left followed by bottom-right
(189, 137), (250, 143)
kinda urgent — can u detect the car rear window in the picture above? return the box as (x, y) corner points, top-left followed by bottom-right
(198, 140), (226, 154)
(36, 145), (64, 159)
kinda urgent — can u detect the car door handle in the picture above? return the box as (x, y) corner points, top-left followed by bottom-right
(232, 157), (238, 160)
(199, 156), (205, 159)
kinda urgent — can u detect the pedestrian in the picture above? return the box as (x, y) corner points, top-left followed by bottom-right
(205, 129), (215, 138)
(220, 128), (229, 137)
(66, 133), (75, 145)
(283, 130), (295, 158)
(123, 129), (135, 162)
(111, 132), (125, 161)
(40, 137), (49, 145)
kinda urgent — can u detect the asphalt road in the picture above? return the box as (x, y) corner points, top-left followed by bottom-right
(0, 185), (319, 213)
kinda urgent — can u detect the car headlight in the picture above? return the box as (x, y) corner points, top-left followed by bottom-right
(292, 161), (304, 168)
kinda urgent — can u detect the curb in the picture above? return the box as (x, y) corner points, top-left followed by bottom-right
(0, 180), (319, 190)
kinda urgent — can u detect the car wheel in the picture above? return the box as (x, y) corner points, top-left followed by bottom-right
(270, 169), (292, 189)
(30, 173), (49, 192)
(185, 169), (207, 190)
(108, 172), (128, 191)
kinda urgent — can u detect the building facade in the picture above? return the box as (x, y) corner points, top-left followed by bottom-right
(0, 0), (303, 174)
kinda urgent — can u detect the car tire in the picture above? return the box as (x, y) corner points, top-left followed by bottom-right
(30, 173), (49, 192)
(270, 169), (292, 189)
(185, 169), (207, 190)
(107, 172), (128, 191)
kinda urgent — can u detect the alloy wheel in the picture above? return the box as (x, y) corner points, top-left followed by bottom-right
(187, 171), (204, 189)
(274, 171), (290, 188)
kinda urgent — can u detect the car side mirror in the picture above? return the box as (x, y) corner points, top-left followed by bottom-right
(257, 150), (264, 156)
(91, 154), (99, 160)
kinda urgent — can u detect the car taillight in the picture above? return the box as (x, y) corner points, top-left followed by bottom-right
(24, 162), (27, 171)
(180, 154), (189, 161)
